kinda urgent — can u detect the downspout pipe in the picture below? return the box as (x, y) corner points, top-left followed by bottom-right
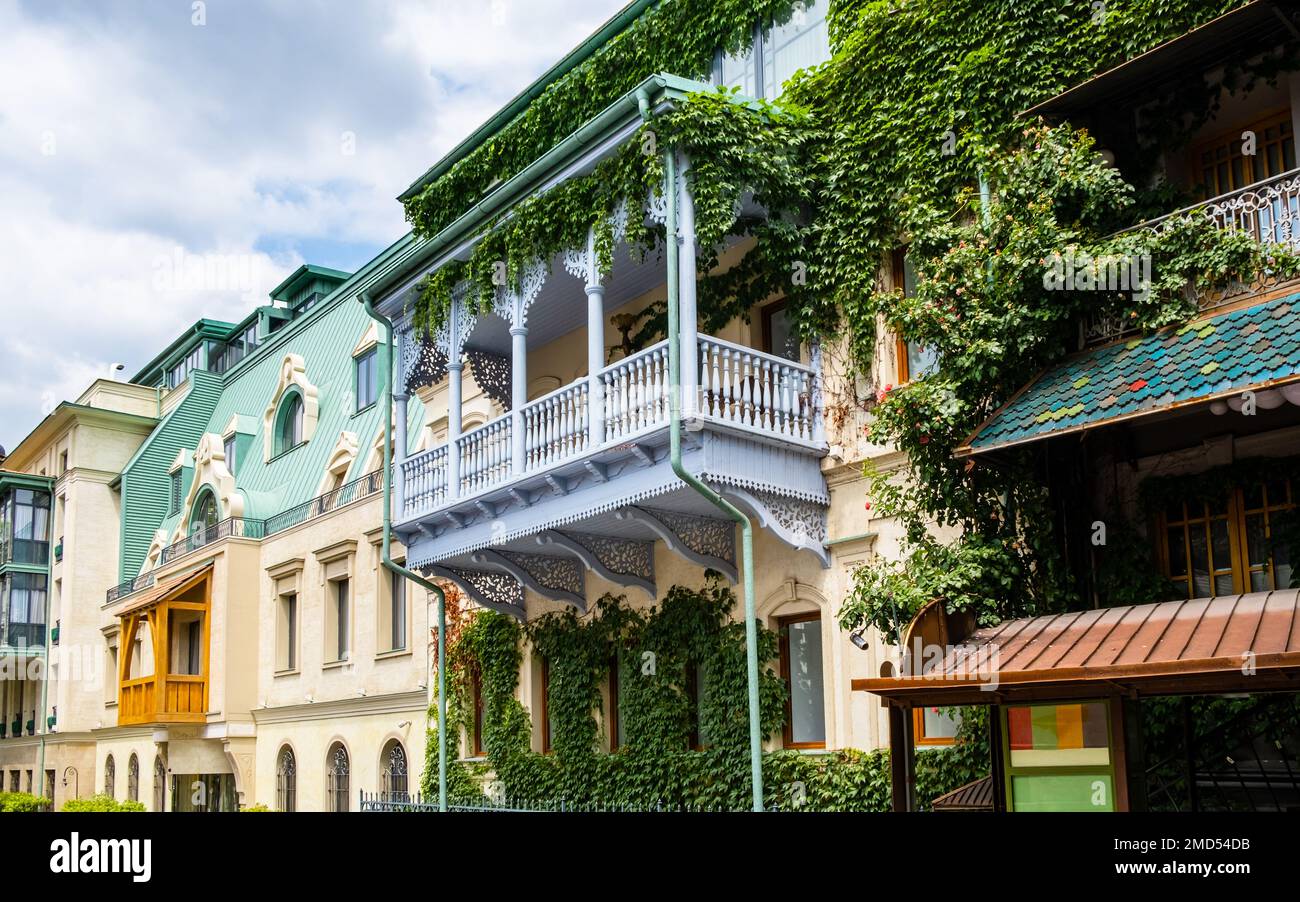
(361, 291), (447, 812)
(649, 102), (764, 811)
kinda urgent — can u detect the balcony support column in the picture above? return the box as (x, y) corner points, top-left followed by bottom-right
(584, 227), (606, 447)
(510, 324), (528, 475)
(676, 151), (699, 416)
(447, 360), (463, 500)
(394, 388), (409, 519)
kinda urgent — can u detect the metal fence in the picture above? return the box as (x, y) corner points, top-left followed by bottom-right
(358, 790), (775, 812)
(264, 469), (382, 535)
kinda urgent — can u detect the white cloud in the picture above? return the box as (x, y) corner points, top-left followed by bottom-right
(0, 0), (626, 451)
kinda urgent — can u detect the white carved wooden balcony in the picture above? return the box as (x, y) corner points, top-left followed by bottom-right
(369, 74), (831, 619)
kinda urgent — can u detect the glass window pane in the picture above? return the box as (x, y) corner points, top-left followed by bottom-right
(1210, 517), (1232, 572)
(921, 706), (960, 741)
(1166, 526), (1188, 576)
(907, 341), (939, 379)
(763, 0), (830, 98)
(719, 44), (758, 96)
(1190, 525), (1211, 596)
(786, 618), (825, 744)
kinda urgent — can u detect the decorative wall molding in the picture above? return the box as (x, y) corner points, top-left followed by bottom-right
(318, 431), (360, 495)
(175, 431), (244, 542)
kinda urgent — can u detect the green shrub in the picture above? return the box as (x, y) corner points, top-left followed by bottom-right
(61, 794), (146, 812)
(0, 791), (50, 812)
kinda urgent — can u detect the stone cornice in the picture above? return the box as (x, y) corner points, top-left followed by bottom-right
(251, 689), (426, 725)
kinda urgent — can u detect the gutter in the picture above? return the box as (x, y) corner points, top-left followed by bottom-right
(648, 91), (765, 812)
(361, 292), (448, 812)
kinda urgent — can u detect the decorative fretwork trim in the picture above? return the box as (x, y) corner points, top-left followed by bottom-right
(537, 530), (655, 598)
(721, 486), (830, 568)
(426, 565), (525, 621)
(472, 549), (585, 611)
(617, 506), (737, 583)
(466, 349), (512, 411)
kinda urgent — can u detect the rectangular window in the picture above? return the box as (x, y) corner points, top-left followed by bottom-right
(355, 348), (378, 411)
(608, 654), (622, 751)
(779, 612), (826, 748)
(892, 248), (938, 383)
(1159, 477), (1295, 598)
(186, 620), (201, 675)
(540, 656), (554, 753)
(1193, 108), (1295, 199)
(389, 569), (406, 651)
(914, 706), (961, 746)
(472, 669), (486, 757)
(277, 593), (297, 672)
(714, 1), (830, 100)
(332, 578), (349, 662)
(761, 300), (800, 361)
(170, 472), (182, 515)
(4, 572), (48, 647)
(105, 642), (119, 704)
(223, 436), (237, 476)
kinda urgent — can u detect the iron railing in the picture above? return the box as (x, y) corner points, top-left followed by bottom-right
(158, 517), (266, 566)
(1083, 167), (1300, 346)
(357, 790), (780, 812)
(107, 572), (156, 603)
(264, 469), (383, 535)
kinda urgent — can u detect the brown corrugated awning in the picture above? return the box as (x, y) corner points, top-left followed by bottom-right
(853, 590), (1300, 705)
(932, 776), (995, 812)
(116, 565), (212, 616)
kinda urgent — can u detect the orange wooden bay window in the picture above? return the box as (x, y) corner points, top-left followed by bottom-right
(116, 566), (211, 727)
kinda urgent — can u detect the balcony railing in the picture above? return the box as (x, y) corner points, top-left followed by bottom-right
(107, 572), (156, 603)
(1085, 168), (1300, 345)
(399, 335), (821, 521)
(158, 517), (266, 566)
(264, 469), (383, 534)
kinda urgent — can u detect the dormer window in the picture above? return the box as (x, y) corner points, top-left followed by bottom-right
(355, 347), (378, 412)
(170, 471), (182, 515)
(276, 393), (305, 456)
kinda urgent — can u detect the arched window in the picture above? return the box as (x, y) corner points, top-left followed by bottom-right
(275, 392), (305, 456)
(127, 754), (139, 802)
(103, 754), (115, 798)
(276, 745), (296, 812)
(190, 488), (219, 537)
(326, 743), (349, 812)
(381, 740), (408, 802)
(153, 756), (166, 811)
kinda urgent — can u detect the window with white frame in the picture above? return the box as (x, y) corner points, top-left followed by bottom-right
(714, 1), (830, 100)
(355, 347), (378, 412)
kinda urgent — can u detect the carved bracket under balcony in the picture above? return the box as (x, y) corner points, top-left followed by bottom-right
(492, 259), (548, 329)
(537, 529), (655, 598)
(426, 565), (526, 621)
(615, 506), (736, 582)
(721, 486), (830, 567)
(465, 349), (512, 411)
(470, 549), (586, 611)
(399, 326), (449, 394)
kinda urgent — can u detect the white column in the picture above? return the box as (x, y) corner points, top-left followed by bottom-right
(510, 317), (528, 475)
(446, 296), (463, 499)
(810, 339), (826, 445)
(394, 388), (409, 518)
(585, 228), (606, 446)
(676, 150), (700, 417)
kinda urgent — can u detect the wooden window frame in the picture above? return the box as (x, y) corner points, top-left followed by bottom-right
(540, 656), (552, 754)
(913, 706), (958, 747)
(760, 298), (791, 359)
(1190, 107), (1295, 199)
(1156, 477), (1295, 599)
(608, 654), (620, 751)
(471, 669), (485, 758)
(778, 611), (827, 750)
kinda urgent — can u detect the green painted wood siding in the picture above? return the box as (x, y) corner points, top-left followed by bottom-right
(118, 371), (223, 580)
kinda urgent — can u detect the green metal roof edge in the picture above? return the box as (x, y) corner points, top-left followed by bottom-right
(118, 370), (222, 477)
(362, 72), (726, 305)
(0, 471), (55, 492)
(269, 263), (354, 301)
(131, 318), (240, 385)
(397, 0), (660, 203)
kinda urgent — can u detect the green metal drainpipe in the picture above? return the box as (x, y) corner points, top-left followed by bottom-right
(361, 292), (448, 812)
(641, 87), (764, 811)
(37, 526), (53, 805)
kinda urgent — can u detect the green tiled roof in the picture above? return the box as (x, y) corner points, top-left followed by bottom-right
(964, 292), (1300, 453)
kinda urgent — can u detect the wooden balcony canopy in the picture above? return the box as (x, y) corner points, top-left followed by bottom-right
(117, 564), (212, 726)
(853, 590), (1300, 707)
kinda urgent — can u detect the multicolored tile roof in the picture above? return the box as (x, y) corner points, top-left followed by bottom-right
(964, 292), (1300, 453)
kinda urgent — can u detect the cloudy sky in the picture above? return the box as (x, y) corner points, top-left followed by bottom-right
(0, 0), (626, 451)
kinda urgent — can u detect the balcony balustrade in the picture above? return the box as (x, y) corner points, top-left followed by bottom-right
(398, 336), (820, 522)
(1084, 167), (1300, 345)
